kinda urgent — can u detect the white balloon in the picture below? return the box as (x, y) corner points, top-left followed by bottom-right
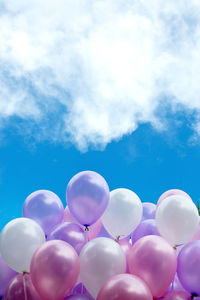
(102, 188), (143, 239)
(80, 237), (126, 298)
(0, 217), (45, 273)
(156, 195), (199, 246)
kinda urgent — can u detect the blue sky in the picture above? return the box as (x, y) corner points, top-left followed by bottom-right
(1, 113), (200, 230)
(1, 1), (200, 229)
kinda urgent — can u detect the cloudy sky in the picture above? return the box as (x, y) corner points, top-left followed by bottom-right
(1, 0), (200, 228)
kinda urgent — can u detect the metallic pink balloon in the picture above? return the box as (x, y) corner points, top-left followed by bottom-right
(157, 189), (191, 206)
(4, 273), (42, 300)
(0, 254), (17, 297)
(30, 240), (80, 300)
(128, 235), (177, 298)
(162, 290), (191, 299)
(97, 274), (153, 300)
(63, 207), (102, 240)
(117, 240), (131, 272)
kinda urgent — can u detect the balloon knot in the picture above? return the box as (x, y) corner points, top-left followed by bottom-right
(22, 271), (28, 275)
(115, 236), (120, 242)
(85, 225), (89, 231)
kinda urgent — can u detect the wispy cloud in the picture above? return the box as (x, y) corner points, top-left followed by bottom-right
(0, 0), (200, 150)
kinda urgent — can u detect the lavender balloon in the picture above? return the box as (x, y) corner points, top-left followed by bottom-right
(48, 222), (87, 255)
(162, 290), (191, 299)
(142, 203), (156, 220)
(166, 274), (187, 293)
(177, 240), (200, 296)
(67, 171), (109, 226)
(66, 296), (92, 300)
(0, 255), (17, 297)
(70, 283), (94, 299)
(132, 219), (160, 244)
(23, 190), (64, 235)
(98, 224), (130, 241)
(4, 273), (42, 300)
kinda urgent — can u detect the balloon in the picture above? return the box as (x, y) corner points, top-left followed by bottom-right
(157, 189), (192, 206)
(97, 274), (153, 300)
(80, 237), (126, 298)
(0, 254), (17, 297)
(162, 290), (191, 300)
(190, 218), (200, 242)
(102, 188), (143, 239)
(30, 240), (80, 300)
(97, 224), (130, 242)
(23, 190), (64, 235)
(0, 218), (45, 273)
(132, 219), (160, 244)
(156, 195), (199, 246)
(166, 273), (187, 294)
(128, 235), (177, 298)
(66, 296), (92, 300)
(4, 273), (42, 300)
(48, 222), (87, 255)
(177, 240), (200, 296)
(117, 239), (131, 272)
(142, 202), (156, 220)
(63, 207), (102, 240)
(67, 171), (109, 226)
(70, 283), (94, 299)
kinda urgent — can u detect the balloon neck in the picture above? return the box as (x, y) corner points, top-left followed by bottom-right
(115, 236), (120, 242)
(22, 271), (28, 275)
(84, 225), (89, 231)
(173, 243), (183, 250)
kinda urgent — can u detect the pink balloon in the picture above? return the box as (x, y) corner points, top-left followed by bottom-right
(30, 240), (80, 300)
(128, 235), (177, 298)
(157, 189), (191, 206)
(97, 274), (153, 300)
(162, 290), (191, 299)
(117, 240), (131, 273)
(4, 273), (42, 300)
(63, 207), (102, 240)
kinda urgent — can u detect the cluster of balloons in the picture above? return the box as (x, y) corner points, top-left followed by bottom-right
(0, 171), (200, 300)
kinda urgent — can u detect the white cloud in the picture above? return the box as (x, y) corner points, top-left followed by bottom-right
(0, 0), (200, 150)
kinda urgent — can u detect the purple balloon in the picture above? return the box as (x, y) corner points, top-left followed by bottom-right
(66, 171), (109, 226)
(4, 273), (42, 300)
(66, 296), (92, 300)
(142, 203), (156, 220)
(132, 219), (160, 244)
(70, 283), (94, 299)
(164, 273), (187, 297)
(23, 190), (64, 235)
(0, 255), (17, 297)
(97, 224), (111, 238)
(98, 224), (130, 241)
(162, 290), (191, 299)
(177, 240), (200, 296)
(48, 222), (87, 255)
